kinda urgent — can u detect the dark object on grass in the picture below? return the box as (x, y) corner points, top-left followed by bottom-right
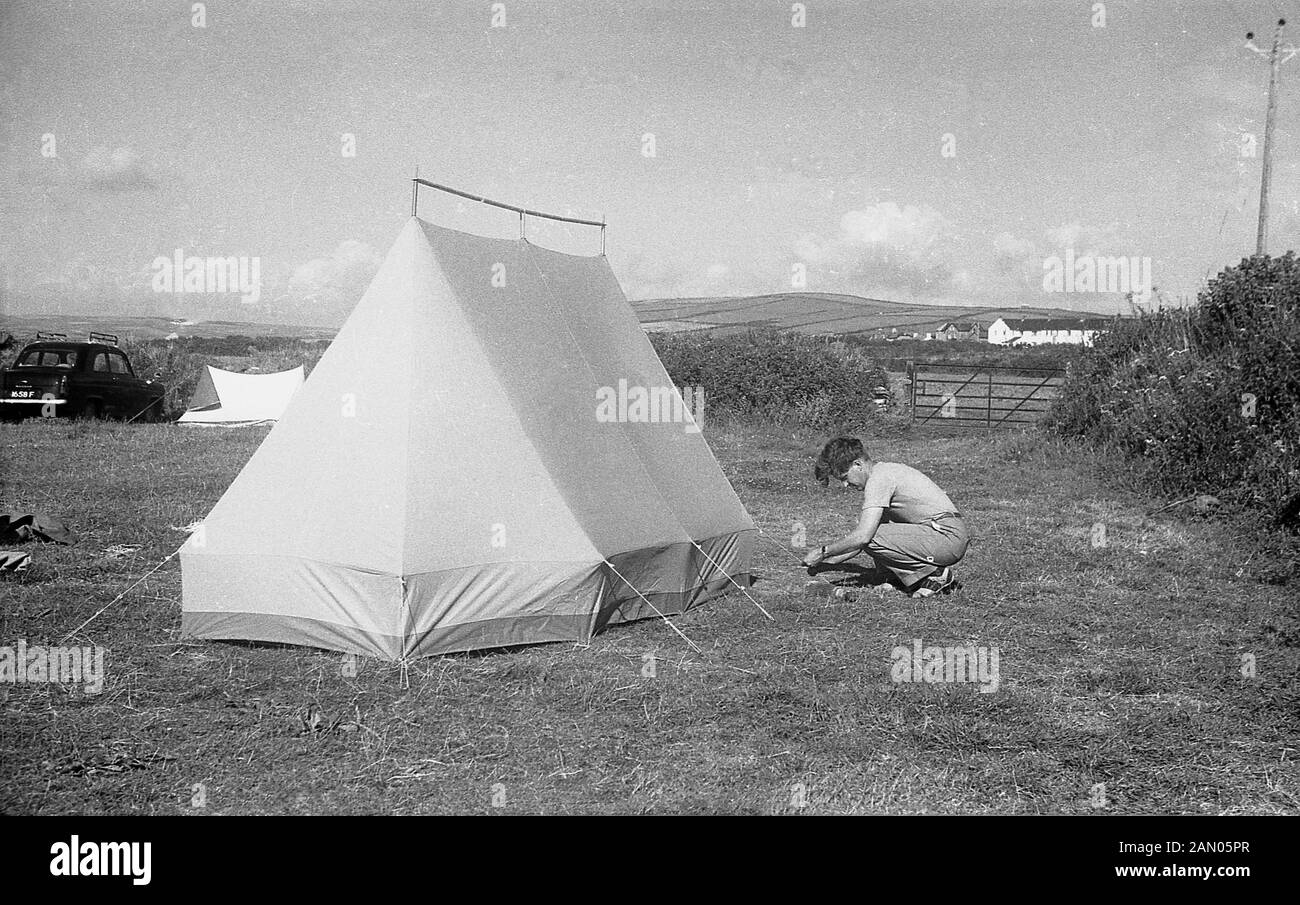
(808, 559), (905, 590)
(0, 511), (77, 545)
(1274, 491), (1300, 532)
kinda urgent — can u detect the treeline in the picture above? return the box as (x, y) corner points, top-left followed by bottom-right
(164, 335), (333, 357)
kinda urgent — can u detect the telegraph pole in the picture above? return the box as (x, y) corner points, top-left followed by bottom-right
(1245, 19), (1297, 256)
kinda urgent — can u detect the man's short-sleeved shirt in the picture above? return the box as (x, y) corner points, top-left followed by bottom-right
(861, 462), (958, 524)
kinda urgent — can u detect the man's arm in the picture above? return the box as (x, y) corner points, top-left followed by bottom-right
(803, 507), (884, 566)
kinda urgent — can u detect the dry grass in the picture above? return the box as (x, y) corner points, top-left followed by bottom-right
(1, 418), (1297, 814)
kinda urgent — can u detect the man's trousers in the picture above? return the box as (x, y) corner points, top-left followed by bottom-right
(864, 513), (968, 587)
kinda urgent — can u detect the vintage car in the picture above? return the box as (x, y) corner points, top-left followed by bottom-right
(0, 332), (165, 421)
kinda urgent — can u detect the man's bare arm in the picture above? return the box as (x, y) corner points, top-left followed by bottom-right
(803, 507), (884, 565)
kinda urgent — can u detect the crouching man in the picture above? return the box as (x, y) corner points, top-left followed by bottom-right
(801, 436), (968, 597)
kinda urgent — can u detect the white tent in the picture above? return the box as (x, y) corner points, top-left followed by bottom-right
(180, 217), (754, 659)
(178, 366), (305, 425)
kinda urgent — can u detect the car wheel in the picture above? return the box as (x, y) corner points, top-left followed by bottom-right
(78, 400), (102, 420)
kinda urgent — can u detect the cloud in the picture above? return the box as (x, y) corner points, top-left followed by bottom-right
(617, 252), (683, 300)
(977, 221), (1159, 306)
(794, 202), (955, 296)
(993, 232), (1036, 260)
(989, 232), (1041, 289)
(1180, 62), (1262, 120)
(281, 240), (381, 320)
(1042, 221), (1139, 258)
(79, 146), (155, 191)
(1172, 62), (1291, 206)
(950, 268), (979, 292)
(840, 204), (946, 250)
(789, 207), (1159, 305)
(619, 254), (753, 300)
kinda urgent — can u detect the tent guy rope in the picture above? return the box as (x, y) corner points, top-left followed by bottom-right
(61, 545), (184, 644)
(691, 539), (773, 620)
(602, 559), (702, 653)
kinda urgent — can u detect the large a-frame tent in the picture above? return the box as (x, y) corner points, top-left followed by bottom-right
(180, 216), (754, 659)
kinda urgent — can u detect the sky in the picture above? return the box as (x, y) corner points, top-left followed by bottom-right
(1, 0), (1298, 325)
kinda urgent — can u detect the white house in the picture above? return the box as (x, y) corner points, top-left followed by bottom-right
(987, 316), (1111, 347)
(936, 321), (983, 341)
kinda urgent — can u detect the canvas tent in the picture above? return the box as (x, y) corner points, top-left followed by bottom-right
(180, 216), (755, 659)
(178, 365), (305, 425)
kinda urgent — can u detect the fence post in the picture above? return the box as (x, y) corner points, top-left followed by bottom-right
(986, 370), (993, 429)
(908, 360), (916, 422)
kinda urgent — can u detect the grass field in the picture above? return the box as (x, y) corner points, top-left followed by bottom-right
(1, 419), (1297, 814)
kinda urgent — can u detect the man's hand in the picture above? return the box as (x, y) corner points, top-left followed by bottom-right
(801, 545), (827, 568)
(805, 509), (884, 570)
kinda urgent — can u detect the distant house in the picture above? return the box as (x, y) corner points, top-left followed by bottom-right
(987, 316), (1112, 347)
(936, 321), (983, 341)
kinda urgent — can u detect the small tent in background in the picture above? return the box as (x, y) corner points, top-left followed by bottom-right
(180, 213), (755, 659)
(178, 365), (305, 425)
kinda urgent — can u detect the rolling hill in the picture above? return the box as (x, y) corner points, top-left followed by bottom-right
(0, 314), (336, 342)
(3, 293), (1120, 345)
(633, 292), (1121, 336)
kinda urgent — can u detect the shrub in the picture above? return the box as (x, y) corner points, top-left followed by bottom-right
(1045, 253), (1300, 515)
(118, 337), (207, 419)
(649, 329), (889, 429)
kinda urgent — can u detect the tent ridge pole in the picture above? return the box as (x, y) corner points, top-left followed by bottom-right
(412, 178), (604, 228)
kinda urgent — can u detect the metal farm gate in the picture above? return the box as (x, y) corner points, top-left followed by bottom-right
(907, 362), (1067, 428)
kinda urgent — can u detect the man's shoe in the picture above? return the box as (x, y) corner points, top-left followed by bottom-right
(911, 567), (956, 598)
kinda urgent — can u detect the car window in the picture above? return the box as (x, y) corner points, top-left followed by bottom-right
(93, 353), (111, 373)
(17, 349), (79, 368)
(108, 352), (132, 375)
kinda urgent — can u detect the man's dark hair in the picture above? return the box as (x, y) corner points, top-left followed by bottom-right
(815, 436), (867, 486)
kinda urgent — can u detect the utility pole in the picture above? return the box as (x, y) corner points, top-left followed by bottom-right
(1244, 19), (1297, 256)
